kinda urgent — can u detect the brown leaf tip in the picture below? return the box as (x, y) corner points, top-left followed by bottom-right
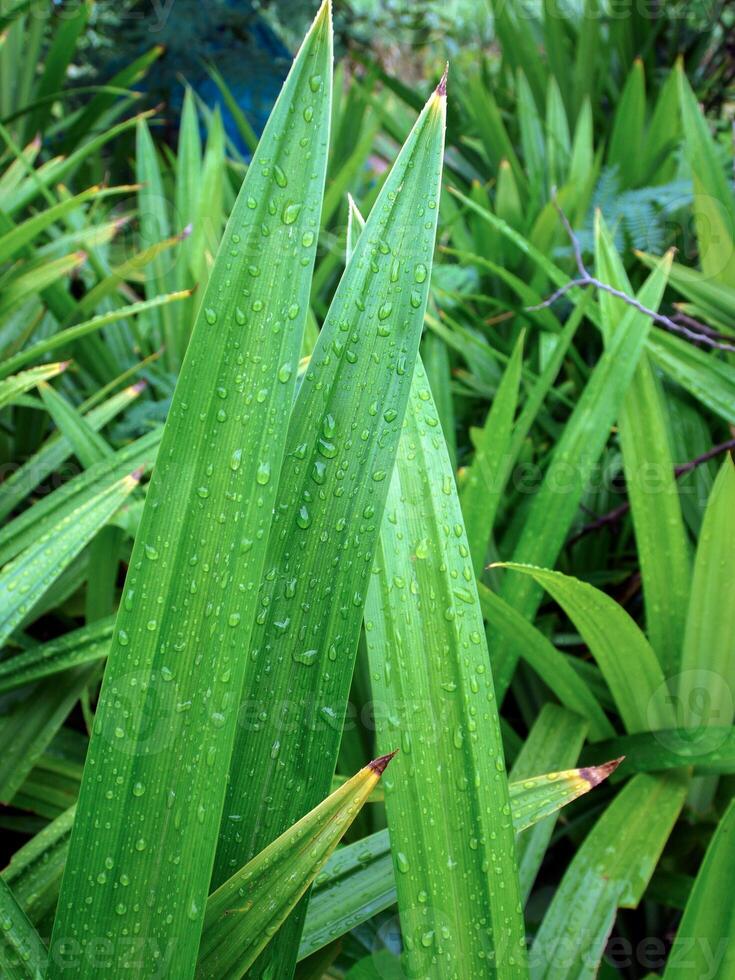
(130, 466), (146, 483)
(436, 63), (449, 97)
(580, 756), (625, 788)
(368, 749), (398, 777)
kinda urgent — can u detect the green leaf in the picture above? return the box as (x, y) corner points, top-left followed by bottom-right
(497, 563), (674, 732)
(677, 62), (735, 288)
(490, 240), (673, 697)
(581, 728), (735, 776)
(212, 74), (446, 980)
(1, 805), (75, 927)
(509, 704), (589, 901)
(197, 755), (393, 980)
(679, 457), (735, 809)
(0, 291), (192, 381)
(298, 762), (619, 961)
(608, 59), (645, 187)
(38, 381), (111, 469)
(49, 5), (334, 976)
(0, 472), (139, 648)
(663, 800), (735, 980)
(0, 618), (112, 693)
(531, 773), (688, 978)
(596, 218), (691, 673)
(461, 332), (523, 575)
(0, 429), (160, 566)
(478, 584), (614, 740)
(365, 361), (528, 979)
(0, 362), (68, 410)
(0, 878), (46, 980)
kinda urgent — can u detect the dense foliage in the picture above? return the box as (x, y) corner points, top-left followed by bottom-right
(0, 1), (734, 978)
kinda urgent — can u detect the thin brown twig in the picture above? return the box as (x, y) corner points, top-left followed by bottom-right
(569, 438), (735, 545)
(526, 189), (735, 354)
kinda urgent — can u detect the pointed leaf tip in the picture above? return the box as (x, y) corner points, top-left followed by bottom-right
(437, 63), (449, 96)
(368, 750), (398, 776)
(580, 756), (625, 787)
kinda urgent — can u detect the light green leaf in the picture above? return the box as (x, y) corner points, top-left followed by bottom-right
(497, 563), (674, 733)
(212, 73), (446, 980)
(49, 5), (334, 976)
(197, 755), (393, 980)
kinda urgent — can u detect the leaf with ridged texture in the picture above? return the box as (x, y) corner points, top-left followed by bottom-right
(197, 755), (393, 980)
(531, 773), (687, 979)
(680, 458), (735, 810)
(0, 878), (46, 980)
(677, 62), (735, 288)
(0, 618), (112, 693)
(663, 799), (735, 980)
(646, 330), (735, 425)
(461, 332), (523, 575)
(489, 237), (673, 699)
(1, 806), (75, 927)
(0, 428), (160, 566)
(297, 762), (619, 962)
(0, 472), (139, 648)
(0, 363), (68, 411)
(509, 704), (589, 902)
(0, 380), (145, 521)
(478, 585), (614, 740)
(596, 218), (690, 674)
(581, 728), (735, 775)
(49, 5), (333, 976)
(213, 79), (446, 980)
(364, 361), (528, 979)
(497, 564), (674, 733)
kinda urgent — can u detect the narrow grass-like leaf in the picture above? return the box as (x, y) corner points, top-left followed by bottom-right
(0, 429), (159, 566)
(461, 332), (523, 574)
(663, 800), (735, 979)
(581, 728), (735, 775)
(365, 361), (528, 979)
(478, 584), (614, 740)
(680, 458), (735, 730)
(497, 563), (674, 732)
(0, 292), (192, 380)
(298, 763), (619, 961)
(38, 382), (111, 467)
(509, 704), (589, 901)
(0, 472), (138, 647)
(531, 773), (688, 978)
(213, 74), (446, 979)
(596, 219), (690, 673)
(0, 878), (46, 979)
(0, 667), (97, 805)
(49, 6), (333, 975)
(1, 805), (75, 926)
(197, 754), (394, 980)
(0, 381), (144, 520)
(677, 63), (735, 287)
(490, 242), (673, 697)
(0, 618), (112, 693)
(680, 457), (735, 808)
(0, 363), (67, 410)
